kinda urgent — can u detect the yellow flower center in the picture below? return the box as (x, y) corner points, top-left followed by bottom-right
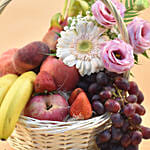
(77, 40), (93, 53)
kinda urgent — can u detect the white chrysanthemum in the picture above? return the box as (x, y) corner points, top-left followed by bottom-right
(56, 20), (108, 76)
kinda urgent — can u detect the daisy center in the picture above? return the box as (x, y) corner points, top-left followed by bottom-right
(77, 40), (93, 53)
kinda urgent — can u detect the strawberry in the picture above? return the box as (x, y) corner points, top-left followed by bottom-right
(68, 88), (83, 105)
(34, 71), (57, 93)
(70, 92), (93, 120)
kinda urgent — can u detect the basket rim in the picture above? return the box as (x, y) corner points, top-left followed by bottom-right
(19, 112), (110, 125)
(17, 113), (111, 134)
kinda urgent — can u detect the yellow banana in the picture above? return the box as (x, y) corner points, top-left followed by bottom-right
(0, 74), (18, 106)
(0, 71), (36, 140)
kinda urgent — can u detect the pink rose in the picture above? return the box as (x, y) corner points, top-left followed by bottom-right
(101, 39), (134, 73)
(92, 0), (126, 28)
(127, 17), (150, 53)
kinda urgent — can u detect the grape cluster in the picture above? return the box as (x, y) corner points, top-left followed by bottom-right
(76, 71), (150, 150)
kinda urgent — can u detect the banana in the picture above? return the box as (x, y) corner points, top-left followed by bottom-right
(0, 71), (36, 140)
(0, 74), (18, 106)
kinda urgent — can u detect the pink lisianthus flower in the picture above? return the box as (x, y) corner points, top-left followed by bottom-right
(92, 0), (126, 28)
(127, 17), (150, 53)
(101, 39), (134, 73)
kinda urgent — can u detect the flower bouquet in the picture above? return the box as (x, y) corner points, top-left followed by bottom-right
(0, 0), (150, 149)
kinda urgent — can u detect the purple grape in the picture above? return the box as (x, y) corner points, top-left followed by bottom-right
(99, 143), (108, 149)
(134, 103), (145, 116)
(88, 83), (98, 95)
(111, 113), (124, 128)
(96, 72), (109, 86)
(137, 90), (144, 104)
(131, 131), (143, 145)
(111, 144), (125, 150)
(92, 101), (105, 115)
(106, 71), (122, 78)
(77, 81), (89, 92)
(126, 95), (137, 103)
(123, 103), (135, 117)
(128, 81), (139, 95)
(130, 113), (142, 125)
(141, 126), (150, 139)
(103, 86), (116, 93)
(96, 130), (111, 144)
(91, 94), (100, 102)
(84, 73), (97, 83)
(105, 99), (121, 113)
(122, 120), (130, 132)
(111, 127), (123, 141)
(115, 97), (124, 107)
(126, 145), (138, 150)
(121, 134), (131, 147)
(114, 77), (130, 91)
(99, 90), (112, 102)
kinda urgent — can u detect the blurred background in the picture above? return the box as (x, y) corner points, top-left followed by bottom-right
(0, 0), (150, 149)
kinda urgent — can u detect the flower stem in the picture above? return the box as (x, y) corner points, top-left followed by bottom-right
(62, 0), (69, 18)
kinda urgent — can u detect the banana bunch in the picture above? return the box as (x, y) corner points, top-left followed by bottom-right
(0, 71), (36, 140)
(0, 74), (18, 106)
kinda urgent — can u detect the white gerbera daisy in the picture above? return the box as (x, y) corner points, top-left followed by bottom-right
(56, 19), (108, 76)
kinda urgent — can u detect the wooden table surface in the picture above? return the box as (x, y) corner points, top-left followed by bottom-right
(0, 0), (150, 149)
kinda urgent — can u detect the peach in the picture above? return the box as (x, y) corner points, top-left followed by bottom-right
(13, 41), (50, 74)
(0, 48), (18, 77)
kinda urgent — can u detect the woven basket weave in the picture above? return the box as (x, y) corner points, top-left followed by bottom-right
(0, 0), (129, 149)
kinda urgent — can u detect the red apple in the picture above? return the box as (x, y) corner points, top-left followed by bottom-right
(24, 94), (69, 121)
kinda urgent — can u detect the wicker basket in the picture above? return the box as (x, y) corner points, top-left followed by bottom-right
(0, 0), (129, 149)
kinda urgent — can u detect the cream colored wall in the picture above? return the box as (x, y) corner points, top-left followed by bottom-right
(0, 0), (150, 149)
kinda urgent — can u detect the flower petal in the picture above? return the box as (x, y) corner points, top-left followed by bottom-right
(63, 55), (76, 67)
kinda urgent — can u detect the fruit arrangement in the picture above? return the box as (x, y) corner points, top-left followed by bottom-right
(0, 0), (150, 149)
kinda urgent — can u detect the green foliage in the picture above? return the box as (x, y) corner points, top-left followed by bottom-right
(54, 31), (61, 37)
(68, 0), (89, 17)
(107, 29), (118, 40)
(130, 72), (135, 77)
(123, 0), (139, 23)
(142, 51), (150, 59)
(121, 0), (149, 23)
(84, 0), (95, 7)
(134, 54), (139, 64)
(134, 0), (150, 11)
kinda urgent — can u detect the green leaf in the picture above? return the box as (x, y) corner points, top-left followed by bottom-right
(38, 52), (56, 56)
(130, 72), (135, 77)
(49, 53), (57, 56)
(134, 53), (139, 63)
(125, 0), (129, 9)
(125, 11), (139, 15)
(124, 14), (138, 18)
(130, 0), (133, 8)
(124, 18), (134, 23)
(142, 51), (150, 59)
(54, 31), (61, 37)
(124, 0), (139, 23)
